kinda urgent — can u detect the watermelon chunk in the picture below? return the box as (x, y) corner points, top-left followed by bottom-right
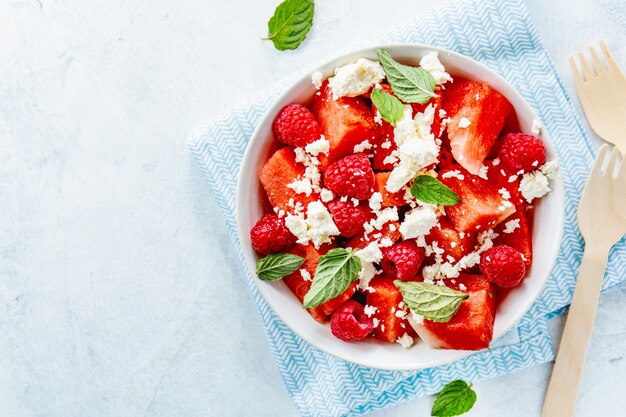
(439, 164), (516, 233)
(487, 161), (533, 266)
(259, 147), (318, 213)
(412, 274), (496, 350)
(311, 81), (377, 169)
(442, 79), (513, 174)
(366, 275), (416, 343)
(373, 172), (406, 207)
(372, 122), (397, 171)
(425, 217), (476, 264)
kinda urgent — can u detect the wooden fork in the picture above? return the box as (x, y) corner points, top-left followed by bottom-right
(542, 145), (626, 417)
(569, 41), (626, 152)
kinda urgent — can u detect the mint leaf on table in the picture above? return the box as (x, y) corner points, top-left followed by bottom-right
(303, 248), (361, 308)
(263, 0), (314, 51)
(394, 281), (469, 323)
(410, 175), (461, 206)
(370, 88), (404, 126)
(432, 380), (477, 417)
(256, 253), (305, 281)
(377, 48), (437, 104)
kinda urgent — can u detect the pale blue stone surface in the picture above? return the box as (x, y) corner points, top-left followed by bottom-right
(0, 0), (624, 416)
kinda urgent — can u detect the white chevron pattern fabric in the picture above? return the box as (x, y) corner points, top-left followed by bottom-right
(188, 0), (625, 415)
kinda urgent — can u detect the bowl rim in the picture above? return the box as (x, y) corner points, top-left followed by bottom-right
(235, 43), (565, 370)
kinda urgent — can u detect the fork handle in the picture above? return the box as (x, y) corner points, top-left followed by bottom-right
(542, 244), (611, 417)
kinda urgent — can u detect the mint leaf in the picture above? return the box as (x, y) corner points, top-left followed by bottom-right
(256, 253), (305, 281)
(303, 248), (361, 308)
(263, 0), (314, 51)
(410, 175), (461, 206)
(377, 48), (436, 104)
(394, 281), (469, 323)
(432, 380), (477, 417)
(370, 88), (404, 126)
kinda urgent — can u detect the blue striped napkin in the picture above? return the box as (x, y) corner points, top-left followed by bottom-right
(189, 0), (626, 415)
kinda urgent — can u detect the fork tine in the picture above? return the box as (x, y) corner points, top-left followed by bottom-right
(592, 144), (610, 176)
(577, 51), (595, 81)
(569, 54), (586, 89)
(616, 149), (626, 182)
(589, 46), (607, 73)
(599, 41), (623, 75)
(605, 147), (621, 177)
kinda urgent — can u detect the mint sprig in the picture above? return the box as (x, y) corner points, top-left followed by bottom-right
(370, 88), (404, 126)
(263, 0), (314, 51)
(432, 380), (477, 417)
(394, 281), (469, 323)
(303, 248), (361, 308)
(256, 253), (305, 281)
(410, 175), (461, 206)
(377, 48), (437, 104)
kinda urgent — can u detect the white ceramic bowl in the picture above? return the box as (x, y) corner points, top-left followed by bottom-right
(236, 44), (564, 371)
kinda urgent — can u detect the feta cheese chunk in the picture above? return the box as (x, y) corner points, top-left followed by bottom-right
(328, 58), (385, 99)
(399, 205), (439, 239)
(311, 71), (323, 90)
(419, 52), (453, 85)
(386, 105), (440, 192)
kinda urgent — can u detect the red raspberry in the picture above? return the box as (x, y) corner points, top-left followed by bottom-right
(480, 245), (526, 288)
(381, 240), (425, 280)
(250, 214), (296, 255)
(498, 133), (546, 173)
(330, 300), (374, 342)
(327, 201), (370, 237)
(272, 104), (321, 148)
(323, 153), (375, 200)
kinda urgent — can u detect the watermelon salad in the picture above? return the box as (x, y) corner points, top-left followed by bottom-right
(249, 49), (558, 351)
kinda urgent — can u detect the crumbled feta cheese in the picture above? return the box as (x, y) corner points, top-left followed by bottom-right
(287, 178), (313, 196)
(304, 136), (330, 156)
(399, 206), (439, 239)
(379, 237), (393, 248)
(380, 139), (392, 149)
(508, 175), (518, 183)
(477, 164), (488, 179)
(441, 169), (465, 180)
(498, 188), (511, 200)
(357, 241), (384, 263)
(369, 192), (383, 212)
(372, 318), (379, 328)
(300, 269), (311, 281)
(285, 213), (308, 243)
(540, 160), (559, 179)
(458, 117), (471, 128)
(396, 333), (414, 349)
(328, 58), (385, 99)
(531, 118), (542, 135)
(419, 52), (453, 85)
(305, 201), (340, 247)
(353, 140), (373, 153)
(374, 111), (383, 125)
(459, 283), (467, 291)
(320, 188), (334, 202)
(492, 158), (501, 166)
(503, 219), (521, 234)
(383, 152), (399, 166)
(364, 305), (378, 317)
(311, 71), (323, 90)
(520, 170), (550, 203)
(386, 105), (440, 192)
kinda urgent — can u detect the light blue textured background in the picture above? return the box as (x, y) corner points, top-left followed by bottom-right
(1, 0), (625, 416)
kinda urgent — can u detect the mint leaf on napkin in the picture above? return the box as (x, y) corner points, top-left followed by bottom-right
(303, 248), (361, 308)
(370, 88), (404, 126)
(256, 253), (305, 281)
(377, 48), (437, 104)
(410, 175), (461, 206)
(394, 281), (468, 323)
(263, 0), (314, 51)
(432, 380), (477, 417)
